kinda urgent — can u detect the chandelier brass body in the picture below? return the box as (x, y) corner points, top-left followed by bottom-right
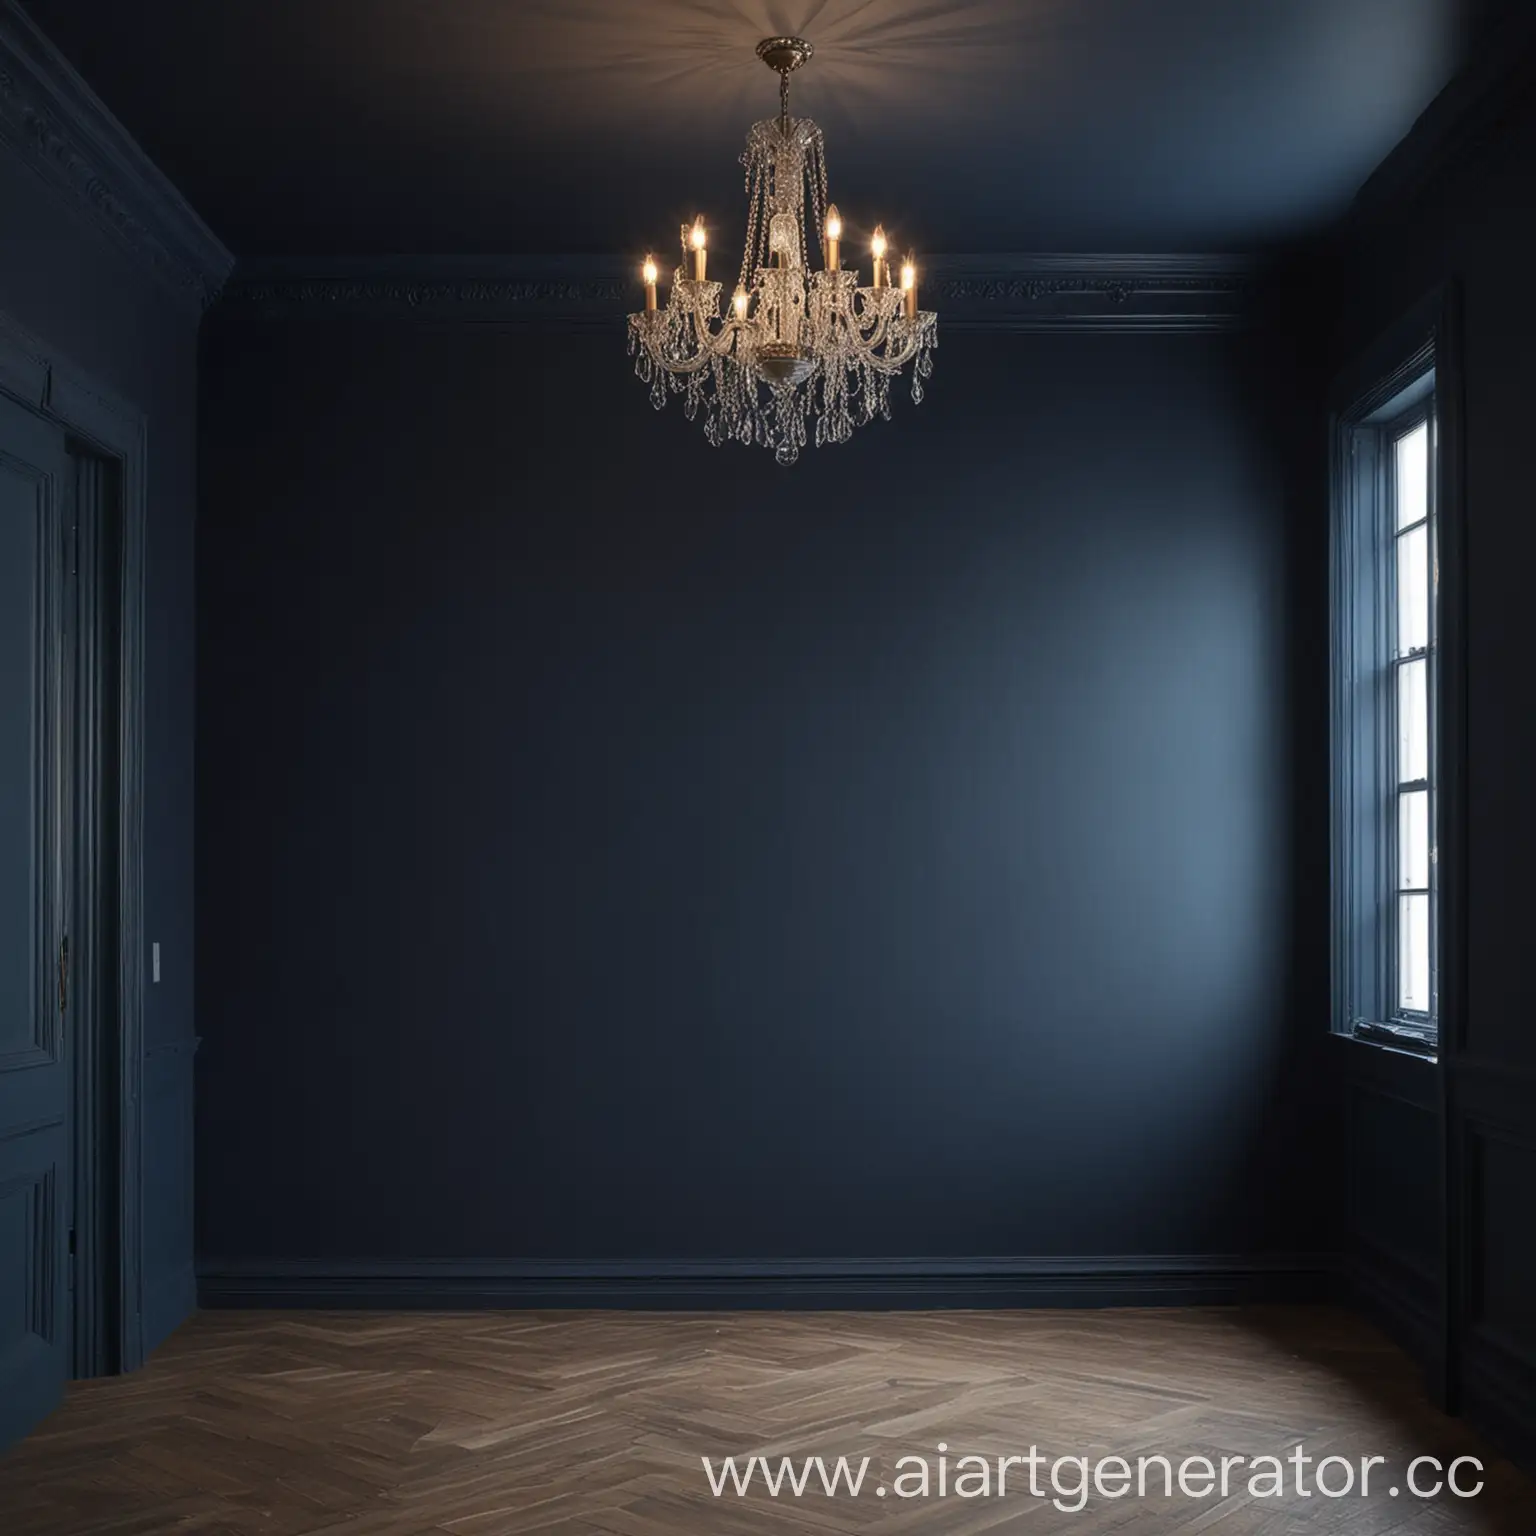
(627, 38), (937, 464)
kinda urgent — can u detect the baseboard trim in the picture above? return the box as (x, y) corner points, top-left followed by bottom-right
(198, 1254), (1335, 1311)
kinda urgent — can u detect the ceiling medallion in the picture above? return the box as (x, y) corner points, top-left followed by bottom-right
(628, 38), (937, 465)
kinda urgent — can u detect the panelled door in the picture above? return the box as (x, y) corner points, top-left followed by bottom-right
(0, 390), (74, 1447)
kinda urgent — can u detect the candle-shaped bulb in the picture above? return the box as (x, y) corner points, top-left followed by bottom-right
(642, 255), (658, 286)
(824, 203), (842, 272)
(733, 286), (749, 320)
(871, 224), (887, 260)
(901, 253), (917, 317)
(689, 217), (707, 251)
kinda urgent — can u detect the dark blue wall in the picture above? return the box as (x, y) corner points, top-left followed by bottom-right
(195, 312), (1330, 1273)
(0, 145), (200, 1350)
(1320, 68), (1536, 1461)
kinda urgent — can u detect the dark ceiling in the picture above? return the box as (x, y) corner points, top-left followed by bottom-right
(18, 0), (1518, 257)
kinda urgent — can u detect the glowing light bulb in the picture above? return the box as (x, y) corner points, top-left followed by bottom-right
(642, 255), (658, 286)
(823, 204), (842, 272)
(733, 287), (749, 320)
(901, 254), (917, 318)
(871, 224), (888, 287)
(900, 255), (915, 290)
(689, 216), (707, 281)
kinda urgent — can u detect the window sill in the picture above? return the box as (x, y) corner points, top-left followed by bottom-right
(1337, 1024), (1438, 1065)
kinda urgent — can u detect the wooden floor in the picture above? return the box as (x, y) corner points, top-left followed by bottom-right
(1, 1307), (1531, 1535)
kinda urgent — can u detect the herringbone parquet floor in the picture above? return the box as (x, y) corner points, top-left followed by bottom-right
(0, 1307), (1531, 1535)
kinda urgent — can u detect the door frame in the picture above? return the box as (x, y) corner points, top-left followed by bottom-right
(0, 306), (147, 1374)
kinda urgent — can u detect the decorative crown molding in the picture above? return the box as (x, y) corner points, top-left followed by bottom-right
(930, 255), (1260, 331)
(0, 0), (233, 312)
(220, 253), (1262, 332)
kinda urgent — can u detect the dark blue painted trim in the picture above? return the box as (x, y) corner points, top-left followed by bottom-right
(198, 1254), (1335, 1311)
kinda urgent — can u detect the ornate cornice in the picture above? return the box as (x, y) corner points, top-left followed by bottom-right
(0, 1), (233, 313)
(221, 254), (1263, 331)
(227, 274), (626, 313)
(931, 255), (1259, 331)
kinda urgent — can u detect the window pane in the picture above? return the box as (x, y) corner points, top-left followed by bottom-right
(1398, 656), (1428, 782)
(1399, 788), (1429, 890)
(1397, 523), (1429, 655)
(1399, 892), (1430, 1013)
(1396, 421), (1428, 530)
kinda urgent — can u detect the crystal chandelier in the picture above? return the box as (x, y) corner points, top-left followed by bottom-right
(627, 37), (938, 465)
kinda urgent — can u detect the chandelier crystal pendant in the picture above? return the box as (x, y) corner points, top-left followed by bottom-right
(627, 37), (938, 465)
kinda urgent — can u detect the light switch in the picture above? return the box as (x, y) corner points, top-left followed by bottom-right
(152, 942), (160, 984)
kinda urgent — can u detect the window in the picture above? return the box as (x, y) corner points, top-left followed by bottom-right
(1331, 345), (1441, 1054)
(1390, 413), (1433, 1024)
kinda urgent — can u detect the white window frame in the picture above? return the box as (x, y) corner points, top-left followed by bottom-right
(1384, 404), (1436, 1028)
(1330, 336), (1443, 1055)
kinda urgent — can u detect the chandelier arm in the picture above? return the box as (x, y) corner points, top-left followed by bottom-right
(671, 278), (741, 345)
(850, 285), (904, 325)
(836, 313), (935, 376)
(847, 334), (925, 376)
(644, 340), (731, 378)
(648, 325), (744, 374)
(848, 303), (897, 352)
(641, 304), (748, 377)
